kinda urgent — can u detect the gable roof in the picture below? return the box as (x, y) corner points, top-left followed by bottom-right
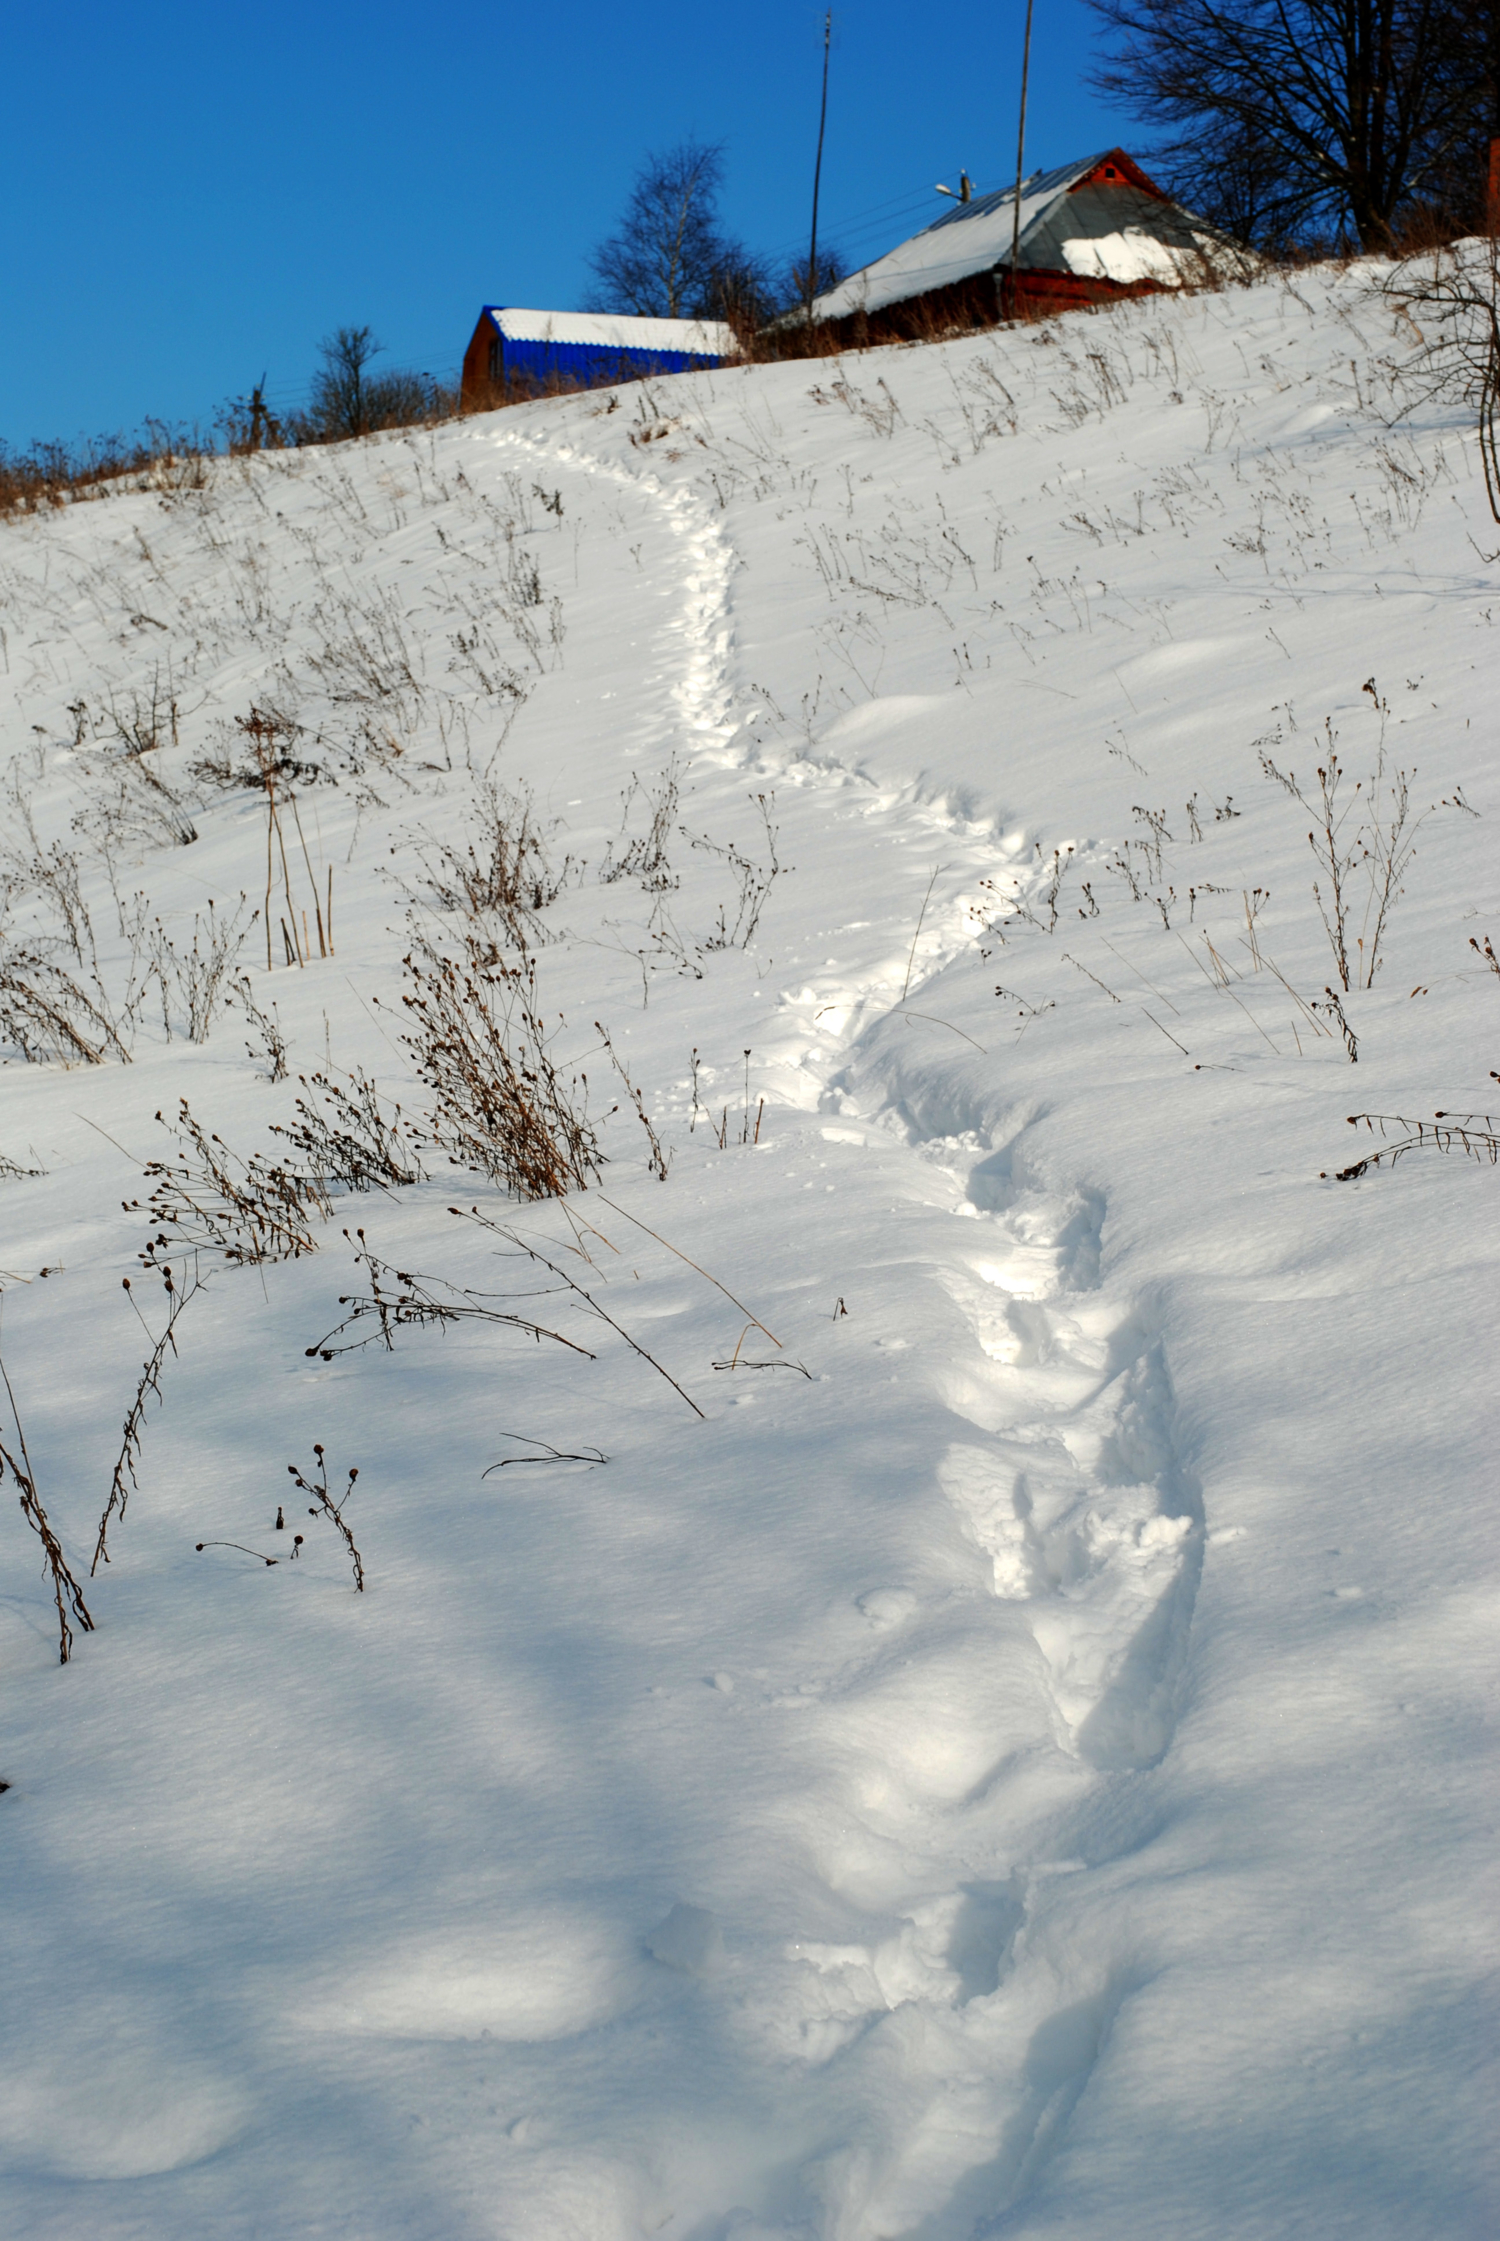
(810, 149), (1233, 322)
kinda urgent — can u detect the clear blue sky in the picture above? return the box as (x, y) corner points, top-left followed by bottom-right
(1, 0), (1139, 449)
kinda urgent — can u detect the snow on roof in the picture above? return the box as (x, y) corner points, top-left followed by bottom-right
(484, 308), (735, 359)
(810, 152), (1230, 320)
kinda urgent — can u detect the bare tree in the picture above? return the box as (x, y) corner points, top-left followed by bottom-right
(1384, 239), (1500, 521)
(296, 329), (448, 443)
(586, 141), (772, 321)
(1086, 0), (1492, 251)
(310, 326), (384, 438)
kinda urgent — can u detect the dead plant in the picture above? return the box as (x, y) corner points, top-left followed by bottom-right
(1325, 1110), (1499, 1180)
(452, 1205), (704, 1417)
(1260, 690), (1431, 990)
(227, 973), (289, 1079)
(0, 948), (133, 1065)
(129, 1100), (331, 1262)
(93, 1260), (205, 1573)
(0, 1351), (94, 1664)
(146, 897), (254, 1040)
(286, 1445), (364, 1591)
(405, 779), (571, 943)
(600, 757), (684, 892)
(305, 1226), (595, 1362)
(0, 831), (139, 1063)
(273, 1067), (425, 1192)
(236, 707), (332, 970)
(1314, 987), (1360, 1063)
(400, 932), (601, 1199)
(596, 1024), (670, 1180)
(691, 793), (785, 949)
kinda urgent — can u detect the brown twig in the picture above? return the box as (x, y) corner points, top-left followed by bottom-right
(93, 1260), (205, 1573)
(287, 1444), (364, 1590)
(453, 1206), (705, 1418)
(595, 1193), (781, 1347)
(0, 1350), (94, 1664)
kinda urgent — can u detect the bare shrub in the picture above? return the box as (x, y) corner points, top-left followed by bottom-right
(227, 974), (289, 1079)
(405, 780), (571, 943)
(691, 792), (785, 949)
(129, 1100), (331, 1262)
(0, 830), (139, 1062)
(1382, 241), (1500, 525)
(147, 898), (254, 1040)
(400, 933), (601, 1198)
(302, 585), (428, 753)
(288, 326), (456, 444)
(273, 1068), (425, 1192)
(1260, 687), (1434, 989)
(69, 679), (201, 850)
(600, 755), (684, 891)
(0, 421), (210, 522)
(0, 948), (133, 1065)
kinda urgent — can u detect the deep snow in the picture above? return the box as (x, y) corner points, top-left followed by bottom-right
(0, 260), (1496, 2240)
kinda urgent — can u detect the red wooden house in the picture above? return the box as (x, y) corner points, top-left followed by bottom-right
(808, 149), (1246, 343)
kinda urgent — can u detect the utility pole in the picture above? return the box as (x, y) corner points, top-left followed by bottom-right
(1008, 0), (1036, 316)
(806, 10), (833, 328)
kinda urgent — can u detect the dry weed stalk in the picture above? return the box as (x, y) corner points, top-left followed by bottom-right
(692, 793), (784, 950)
(0, 831), (138, 1064)
(595, 1024), (670, 1180)
(401, 933), (600, 1199)
(452, 1205), (704, 1417)
(596, 1192), (781, 1347)
(406, 779), (571, 945)
(482, 1434), (606, 1474)
(600, 757), (684, 892)
(274, 1068), (425, 1192)
(1260, 688), (1431, 990)
(130, 1100), (331, 1262)
(93, 1260), (205, 1572)
(1326, 1110), (1500, 1180)
(228, 973), (289, 1078)
(287, 1445), (364, 1591)
(147, 897), (253, 1040)
(236, 707), (331, 971)
(306, 1225), (595, 1361)
(0, 1352), (94, 1664)
(0, 948), (133, 1065)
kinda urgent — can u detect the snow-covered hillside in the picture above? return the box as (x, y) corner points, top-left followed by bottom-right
(0, 263), (1495, 2240)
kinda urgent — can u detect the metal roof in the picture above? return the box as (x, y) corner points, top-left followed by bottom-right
(481, 308), (735, 358)
(809, 152), (1231, 321)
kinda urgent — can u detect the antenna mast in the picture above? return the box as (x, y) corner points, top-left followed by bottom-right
(806, 10), (833, 328)
(1009, 0), (1036, 312)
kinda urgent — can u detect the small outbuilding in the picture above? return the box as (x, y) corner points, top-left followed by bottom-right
(461, 308), (736, 409)
(808, 149), (1245, 343)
